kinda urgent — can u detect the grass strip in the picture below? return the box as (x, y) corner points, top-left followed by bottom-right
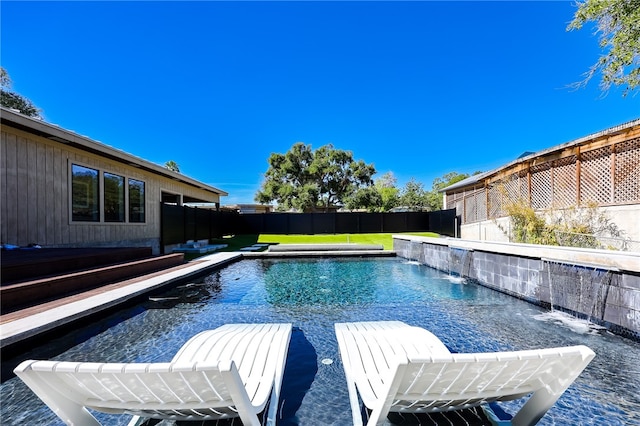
(185, 232), (439, 260)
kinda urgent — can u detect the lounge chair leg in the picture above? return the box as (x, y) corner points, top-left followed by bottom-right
(366, 361), (408, 426)
(14, 361), (102, 426)
(511, 388), (562, 426)
(126, 416), (162, 426)
(220, 360), (262, 426)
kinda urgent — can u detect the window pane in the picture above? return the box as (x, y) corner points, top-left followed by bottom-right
(104, 172), (125, 222)
(129, 179), (145, 223)
(72, 164), (99, 222)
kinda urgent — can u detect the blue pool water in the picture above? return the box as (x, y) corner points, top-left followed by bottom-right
(2, 257), (640, 425)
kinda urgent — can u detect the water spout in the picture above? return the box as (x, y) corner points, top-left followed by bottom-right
(547, 262), (554, 312)
(541, 258), (619, 330)
(449, 247), (473, 278)
(587, 266), (614, 323)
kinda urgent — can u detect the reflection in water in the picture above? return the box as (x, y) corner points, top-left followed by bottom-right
(145, 273), (225, 309)
(263, 259), (377, 306)
(1, 258), (639, 425)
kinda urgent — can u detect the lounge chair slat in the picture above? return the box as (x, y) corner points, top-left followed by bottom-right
(14, 323), (292, 426)
(335, 321), (595, 426)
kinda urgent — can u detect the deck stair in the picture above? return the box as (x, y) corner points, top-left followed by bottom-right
(1, 248), (185, 313)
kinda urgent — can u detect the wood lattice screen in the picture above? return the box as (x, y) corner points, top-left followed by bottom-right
(581, 146), (612, 205)
(519, 169), (529, 201)
(552, 155), (577, 208)
(450, 136), (639, 224)
(530, 162), (552, 209)
(615, 137), (640, 204)
(463, 187), (487, 223)
(487, 183), (500, 219)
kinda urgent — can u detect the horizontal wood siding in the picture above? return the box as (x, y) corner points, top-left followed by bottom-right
(1, 125), (220, 249)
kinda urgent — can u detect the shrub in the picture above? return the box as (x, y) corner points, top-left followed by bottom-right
(501, 198), (628, 250)
(504, 200), (557, 245)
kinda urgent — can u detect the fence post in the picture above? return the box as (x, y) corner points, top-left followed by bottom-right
(455, 216), (458, 238)
(160, 202), (165, 254)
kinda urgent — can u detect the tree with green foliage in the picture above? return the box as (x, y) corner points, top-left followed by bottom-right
(425, 171), (472, 211)
(399, 178), (429, 211)
(344, 171), (400, 212)
(164, 160), (180, 172)
(256, 143), (376, 212)
(375, 172), (400, 212)
(344, 186), (381, 212)
(567, 0), (640, 96)
(0, 67), (41, 117)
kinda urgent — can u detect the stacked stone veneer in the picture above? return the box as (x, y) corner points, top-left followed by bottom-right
(394, 235), (640, 340)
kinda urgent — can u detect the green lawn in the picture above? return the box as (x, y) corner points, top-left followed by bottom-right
(207, 232), (438, 252)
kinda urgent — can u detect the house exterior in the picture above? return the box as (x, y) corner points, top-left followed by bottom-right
(1, 107), (227, 254)
(442, 118), (640, 246)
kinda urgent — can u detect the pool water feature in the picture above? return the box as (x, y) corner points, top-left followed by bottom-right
(2, 258), (639, 425)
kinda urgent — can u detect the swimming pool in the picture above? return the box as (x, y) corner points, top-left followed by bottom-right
(2, 257), (639, 425)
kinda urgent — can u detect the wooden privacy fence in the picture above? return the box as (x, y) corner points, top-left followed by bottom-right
(160, 205), (457, 250)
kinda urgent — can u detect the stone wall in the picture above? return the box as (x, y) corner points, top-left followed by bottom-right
(393, 235), (640, 340)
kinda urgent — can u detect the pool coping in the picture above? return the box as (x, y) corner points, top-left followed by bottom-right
(0, 250), (396, 350)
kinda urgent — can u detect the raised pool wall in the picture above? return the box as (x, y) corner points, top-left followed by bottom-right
(393, 235), (640, 340)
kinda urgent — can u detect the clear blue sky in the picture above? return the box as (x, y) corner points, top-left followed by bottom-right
(2, 1), (638, 205)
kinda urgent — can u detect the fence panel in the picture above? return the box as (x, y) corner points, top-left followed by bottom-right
(184, 207), (197, 242)
(406, 212), (429, 231)
(263, 214), (289, 234)
(449, 130), (640, 227)
(382, 213), (407, 233)
(161, 203), (185, 246)
(161, 206), (456, 252)
(464, 191), (478, 224)
(358, 213), (384, 233)
(289, 213), (314, 234)
(212, 210), (237, 237)
(238, 214), (262, 234)
(195, 208), (211, 241)
(313, 213), (336, 234)
(429, 209), (456, 236)
(335, 213), (359, 233)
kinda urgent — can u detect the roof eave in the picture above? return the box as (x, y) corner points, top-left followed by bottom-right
(440, 118), (640, 193)
(1, 107), (228, 196)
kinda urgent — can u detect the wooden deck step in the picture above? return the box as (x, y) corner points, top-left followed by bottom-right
(0, 253), (185, 313)
(1, 247), (153, 284)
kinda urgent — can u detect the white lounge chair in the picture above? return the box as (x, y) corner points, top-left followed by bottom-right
(335, 321), (595, 426)
(14, 323), (292, 426)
